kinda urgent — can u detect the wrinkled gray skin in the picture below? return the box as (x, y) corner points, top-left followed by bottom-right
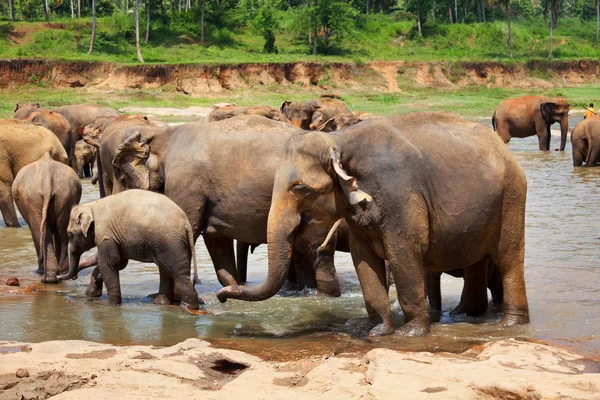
(315, 113), (364, 132)
(492, 96), (570, 151)
(58, 189), (200, 309)
(12, 155), (82, 283)
(74, 140), (97, 178)
(217, 112), (529, 337)
(207, 105), (290, 123)
(425, 260), (504, 319)
(52, 104), (120, 137)
(571, 118), (600, 167)
(281, 98), (352, 130)
(0, 119), (68, 227)
(111, 116), (341, 297)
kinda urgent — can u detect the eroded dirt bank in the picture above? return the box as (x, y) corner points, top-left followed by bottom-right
(1, 59), (599, 94)
(1, 338), (599, 399)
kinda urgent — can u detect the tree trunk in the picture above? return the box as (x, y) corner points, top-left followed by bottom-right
(417, 0), (422, 36)
(454, 0), (457, 23)
(145, 0), (150, 43)
(200, 0), (205, 44)
(482, 0), (486, 22)
(88, 0), (96, 54)
(549, 11), (553, 58)
(136, 0), (145, 62)
(8, 0), (14, 21)
(432, 0), (435, 22)
(365, 0), (369, 14)
(594, 0), (600, 48)
(77, 0), (81, 18)
(44, 0), (49, 20)
(448, 0), (453, 23)
(70, 0), (74, 18)
(506, 0), (512, 58)
(19, 0), (23, 20)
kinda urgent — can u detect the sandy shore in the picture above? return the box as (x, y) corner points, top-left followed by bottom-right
(1, 338), (599, 399)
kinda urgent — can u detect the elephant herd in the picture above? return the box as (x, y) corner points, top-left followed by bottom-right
(4, 93), (564, 338)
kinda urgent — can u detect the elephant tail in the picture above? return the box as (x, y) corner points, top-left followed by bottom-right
(491, 112), (497, 131)
(186, 221), (199, 286)
(40, 180), (53, 283)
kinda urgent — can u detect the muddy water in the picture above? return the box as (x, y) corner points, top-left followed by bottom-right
(1, 120), (600, 359)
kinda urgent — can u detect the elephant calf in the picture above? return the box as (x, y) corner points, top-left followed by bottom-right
(74, 140), (96, 178)
(12, 154), (82, 283)
(571, 118), (600, 167)
(58, 190), (200, 309)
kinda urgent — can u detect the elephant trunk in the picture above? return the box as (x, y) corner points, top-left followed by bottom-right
(217, 194), (301, 302)
(559, 117), (569, 151)
(57, 244), (80, 281)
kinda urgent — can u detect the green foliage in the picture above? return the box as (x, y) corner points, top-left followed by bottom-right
(247, 0), (281, 53)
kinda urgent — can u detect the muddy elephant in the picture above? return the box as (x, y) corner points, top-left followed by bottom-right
(425, 259), (503, 318)
(25, 110), (76, 166)
(0, 119), (68, 227)
(110, 116), (341, 297)
(207, 105), (289, 123)
(492, 95), (570, 151)
(315, 113), (368, 132)
(83, 114), (155, 197)
(74, 140), (97, 178)
(217, 112), (529, 337)
(571, 118), (600, 167)
(57, 189), (200, 309)
(13, 103), (42, 119)
(280, 98), (352, 130)
(12, 154), (82, 283)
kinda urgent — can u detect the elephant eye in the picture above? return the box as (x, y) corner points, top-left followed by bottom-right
(292, 183), (313, 194)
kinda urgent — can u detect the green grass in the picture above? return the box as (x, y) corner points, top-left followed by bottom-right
(3, 83), (599, 120)
(1, 14), (600, 64)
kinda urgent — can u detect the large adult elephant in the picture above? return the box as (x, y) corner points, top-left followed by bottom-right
(25, 110), (75, 166)
(207, 105), (289, 123)
(111, 116), (341, 296)
(571, 118), (600, 167)
(217, 112), (529, 337)
(492, 95), (570, 151)
(280, 98), (352, 130)
(12, 155), (82, 283)
(83, 114), (155, 197)
(0, 119), (68, 227)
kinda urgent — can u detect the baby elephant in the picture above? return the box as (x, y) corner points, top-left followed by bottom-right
(57, 189), (200, 309)
(571, 118), (600, 167)
(12, 154), (82, 283)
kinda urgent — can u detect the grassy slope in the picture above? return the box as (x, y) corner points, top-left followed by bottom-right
(1, 14), (600, 64)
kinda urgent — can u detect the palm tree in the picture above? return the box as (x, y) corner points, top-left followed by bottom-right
(88, 0), (97, 54)
(136, 0), (145, 62)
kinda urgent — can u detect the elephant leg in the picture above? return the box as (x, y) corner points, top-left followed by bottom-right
(573, 144), (585, 166)
(349, 233), (392, 337)
(153, 268), (174, 306)
(85, 266), (104, 298)
(451, 258), (489, 317)
(585, 144), (600, 167)
(174, 274), (200, 310)
(488, 262), (503, 305)
(236, 241), (250, 284)
(55, 213), (71, 276)
(313, 236), (341, 297)
(20, 209), (43, 274)
(494, 121), (512, 144)
(537, 122), (551, 151)
(0, 182), (20, 227)
(293, 251), (317, 290)
(425, 269), (443, 312)
(97, 241), (123, 306)
(41, 226), (60, 284)
(204, 236), (240, 286)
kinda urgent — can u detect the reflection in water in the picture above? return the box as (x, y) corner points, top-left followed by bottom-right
(1, 130), (600, 358)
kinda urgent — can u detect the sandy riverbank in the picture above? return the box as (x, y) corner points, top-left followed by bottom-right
(1, 338), (599, 399)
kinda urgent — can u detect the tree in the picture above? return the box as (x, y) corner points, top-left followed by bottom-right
(503, 0), (512, 58)
(200, 0), (206, 44)
(544, 0), (559, 58)
(44, 0), (49, 20)
(136, 0), (144, 62)
(8, 0), (15, 21)
(596, 0), (599, 48)
(88, 0), (97, 54)
(145, 0), (151, 43)
(253, 0), (280, 52)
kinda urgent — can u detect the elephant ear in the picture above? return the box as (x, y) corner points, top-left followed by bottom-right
(113, 131), (151, 190)
(280, 101), (292, 113)
(76, 208), (94, 238)
(329, 147), (373, 205)
(540, 102), (559, 121)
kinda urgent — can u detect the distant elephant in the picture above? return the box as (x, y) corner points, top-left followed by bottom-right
(74, 140), (97, 178)
(83, 114), (155, 197)
(313, 113), (363, 132)
(425, 259), (503, 317)
(57, 189), (200, 309)
(110, 116), (341, 297)
(492, 95), (570, 151)
(25, 110), (76, 167)
(12, 154), (82, 283)
(571, 118), (600, 167)
(280, 98), (352, 130)
(0, 119), (68, 227)
(217, 112), (529, 337)
(207, 105), (289, 123)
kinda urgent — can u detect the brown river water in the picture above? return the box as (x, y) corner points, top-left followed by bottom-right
(1, 117), (599, 360)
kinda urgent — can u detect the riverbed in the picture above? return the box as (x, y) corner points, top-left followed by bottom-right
(1, 119), (599, 360)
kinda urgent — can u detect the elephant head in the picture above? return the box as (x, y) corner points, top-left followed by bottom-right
(26, 111), (54, 131)
(313, 113), (363, 132)
(112, 130), (165, 192)
(14, 102), (41, 119)
(217, 131), (372, 302)
(281, 101), (319, 130)
(540, 98), (570, 151)
(58, 205), (96, 281)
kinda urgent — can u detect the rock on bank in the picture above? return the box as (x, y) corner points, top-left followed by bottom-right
(0, 338), (599, 399)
